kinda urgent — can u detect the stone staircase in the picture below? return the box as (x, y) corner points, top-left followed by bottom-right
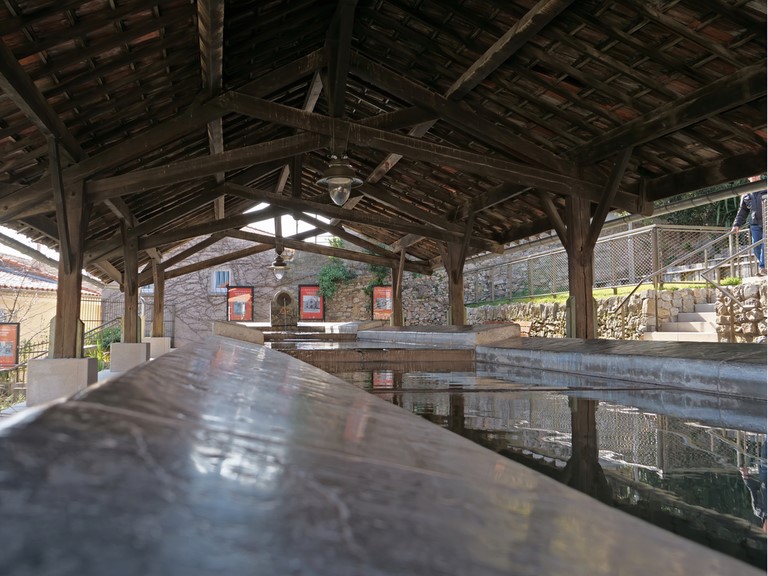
(643, 303), (718, 342)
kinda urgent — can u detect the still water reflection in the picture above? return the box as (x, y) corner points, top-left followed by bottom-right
(334, 369), (767, 569)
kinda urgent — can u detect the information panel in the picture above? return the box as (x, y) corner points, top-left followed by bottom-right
(299, 285), (324, 321)
(227, 286), (254, 321)
(371, 285), (393, 320)
(0, 323), (19, 367)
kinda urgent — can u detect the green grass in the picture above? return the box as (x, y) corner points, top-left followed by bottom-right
(467, 282), (708, 307)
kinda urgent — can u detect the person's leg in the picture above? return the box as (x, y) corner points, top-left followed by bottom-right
(750, 223), (765, 271)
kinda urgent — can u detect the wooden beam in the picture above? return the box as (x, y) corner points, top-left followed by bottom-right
(0, 50), (327, 223)
(91, 261), (122, 285)
(137, 205), (285, 251)
(325, 0), (358, 119)
(0, 38), (83, 162)
(574, 64), (767, 165)
(198, 0), (226, 219)
(137, 233), (226, 285)
(565, 196), (595, 339)
(52, 181), (87, 358)
(154, 228), (322, 285)
(389, 234), (423, 252)
(162, 245), (269, 283)
(350, 52), (574, 173)
(357, 183), (465, 234)
(643, 149), (768, 202)
(223, 182), (502, 251)
(218, 93), (605, 200)
(363, 0), (571, 184)
(446, 0), (574, 100)
(0, 97), (222, 222)
(151, 259), (165, 338)
(586, 149), (633, 250)
(290, 212), (396, 258)
(87, 133), (327, 200)
(49, 139), (71, 275)
(122, 223), (140, 343)
(536, 191), (567, 249)
(226, 229), (432, 274)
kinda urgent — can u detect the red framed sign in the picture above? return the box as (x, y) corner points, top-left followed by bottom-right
(371, 285), (393, 320)
(227, 286), (254, 321)
(299, 285), (324, 321)
(0, 323), (19, 367)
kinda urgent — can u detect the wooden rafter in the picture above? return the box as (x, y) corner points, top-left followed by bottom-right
(0, 39), (83, 162)
(574, 64), (767, 165)
(222, 182), (502, 251)
(325, 0), (358, 119)
(219, 93), (650, 212)
(226, 229), (431, 274)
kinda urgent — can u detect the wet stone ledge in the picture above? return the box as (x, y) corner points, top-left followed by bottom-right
(0, 336), (761, 576)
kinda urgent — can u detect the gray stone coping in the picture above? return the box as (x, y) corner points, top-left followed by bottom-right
(478, 338), (767, 400)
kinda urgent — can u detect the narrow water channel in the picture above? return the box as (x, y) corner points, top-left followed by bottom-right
(331, 367), (767, 570)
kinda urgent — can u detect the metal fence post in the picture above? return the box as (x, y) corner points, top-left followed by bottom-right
(651, 225), (660, 289)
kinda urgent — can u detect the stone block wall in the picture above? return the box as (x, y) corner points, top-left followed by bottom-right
(122, 233), (766, 347)
(716, 282), (767, 343)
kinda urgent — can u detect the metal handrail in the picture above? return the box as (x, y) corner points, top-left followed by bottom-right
(700, 238), (764, 310)
(84, 317), (121, 340)
(611, 230), (735, 314)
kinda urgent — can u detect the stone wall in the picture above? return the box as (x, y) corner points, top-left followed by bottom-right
(130, 234), (766, 347)
(467, 284), (752, 342)
(716, 282), (767, 343)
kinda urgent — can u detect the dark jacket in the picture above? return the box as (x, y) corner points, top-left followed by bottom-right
(733, 189), (766, 228)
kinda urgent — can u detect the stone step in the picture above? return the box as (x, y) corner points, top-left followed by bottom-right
(643, 331), (719, 342)
(660, 321), (717, 333)
(676, 312), (716, 322)
(694, 303), (717, 313)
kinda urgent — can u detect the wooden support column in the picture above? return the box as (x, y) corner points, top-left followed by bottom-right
(565, 195), (595, 339)
(390, 250), (406, 326)
(151, 258), (165, 337)
(564, 149), (632, 339)
(439, 242), (467, 325)
(52, 147), (88, 358)
(122, 223), (140, 343)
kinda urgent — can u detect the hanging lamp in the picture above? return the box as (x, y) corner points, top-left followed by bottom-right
(316, 154), (362, 205)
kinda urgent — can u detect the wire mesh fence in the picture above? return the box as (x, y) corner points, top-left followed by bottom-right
(464, 224), (756, 305)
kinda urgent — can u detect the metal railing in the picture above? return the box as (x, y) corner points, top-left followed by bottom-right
(464, 224), (749, 305)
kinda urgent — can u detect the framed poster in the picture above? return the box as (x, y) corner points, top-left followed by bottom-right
(371, 285), (393, 320)
(0, 323), (19, 367)
(227, 286), (254, 321)
(299, 285), (324, 321)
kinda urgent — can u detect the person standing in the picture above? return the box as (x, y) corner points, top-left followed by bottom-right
(731, 175), (767, 276)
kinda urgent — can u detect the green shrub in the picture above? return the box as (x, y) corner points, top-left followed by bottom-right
(318, 258), (356, 299)
(721, 276), (742, 286)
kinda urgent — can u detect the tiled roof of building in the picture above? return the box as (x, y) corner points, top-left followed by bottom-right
(0, 256), (99, 296)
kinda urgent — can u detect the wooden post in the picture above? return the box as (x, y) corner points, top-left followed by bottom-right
(122, 223), (139, 343)
(151, 258), (165, 337)
(440, 242), (466, 325)
(52, 178), (88, 358)
(565, 196), (595, 339)
(390, 250), (405, 326)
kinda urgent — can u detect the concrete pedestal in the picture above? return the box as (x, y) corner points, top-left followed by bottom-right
(143, 337), (172, 358)
(27, 357), (98, 407)
(110, 342), (151, 373)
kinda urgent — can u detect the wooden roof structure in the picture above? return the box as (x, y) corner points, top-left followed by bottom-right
(0, 0), (765, 286)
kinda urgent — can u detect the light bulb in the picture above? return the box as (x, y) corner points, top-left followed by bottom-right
(273, 266), (286, 280)
(328, 178), (352, 205)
